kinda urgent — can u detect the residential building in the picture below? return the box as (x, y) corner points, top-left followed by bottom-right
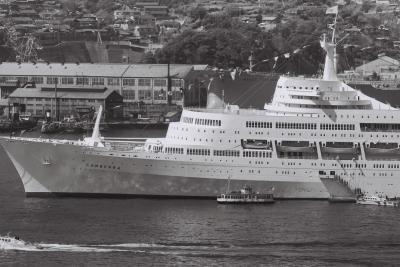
(114, 5), (140, 21)
(355, 55), (399, 77)
(135, 1), (159, 8)
(72, 15), (98, 30)
(144, 5), (168, 18)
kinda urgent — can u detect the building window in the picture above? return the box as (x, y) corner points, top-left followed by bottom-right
(2, 76), (16, 82)
(138, 78), (151, 87)
(61, 77), (74, 85)
(172, 79), (183, 87)
(154, 79), (167, 87)
(154, 90), (166, 100)
(17, 76), (29, 83)
(47, 77), (58, 84)
(107, 77), (120, 86)
(76, 77), (89, 85)
(31, 76), (44, 84)
(138, 89), (152, 100)
(122, 89), (135, 100)
(123, 78), (135, 86)
(92, 77), (104, 86)
(172, 90), (182, 101)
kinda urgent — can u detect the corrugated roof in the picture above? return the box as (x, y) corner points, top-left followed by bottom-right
(0, 63), (129, 77)
(0, 98), (8, 106)
(123, 64), (193, 78)
(355, 56), (399, 72)
(0, 63), (194, 79)
(9, 87), (118, 100)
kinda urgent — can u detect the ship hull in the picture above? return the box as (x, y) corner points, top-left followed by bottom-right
(0, 138), (329, 199)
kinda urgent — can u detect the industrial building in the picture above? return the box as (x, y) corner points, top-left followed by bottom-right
(0, 62), (206, 120)
(7, 87), (123, 121)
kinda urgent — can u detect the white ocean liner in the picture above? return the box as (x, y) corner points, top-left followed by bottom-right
(2, 11), (400, 199)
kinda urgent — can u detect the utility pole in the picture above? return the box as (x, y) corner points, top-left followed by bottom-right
(167, 62), (171, 106)
(54, 79), (59, 121)
(249, 51), (255, 72)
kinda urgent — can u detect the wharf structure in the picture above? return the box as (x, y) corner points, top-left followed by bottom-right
(0, 62), (207, 120)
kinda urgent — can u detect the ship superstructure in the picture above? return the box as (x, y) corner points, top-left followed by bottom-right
(2, 9), (400, 199)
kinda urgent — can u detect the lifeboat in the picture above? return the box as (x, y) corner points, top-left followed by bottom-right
(277, 141), (315, 153)
(365, 143), (400, 154)
(321, 142), (358, 154)
(321, 147), (358, 154)
(277, 145), (315, 153)
(241, 139), (271, 150)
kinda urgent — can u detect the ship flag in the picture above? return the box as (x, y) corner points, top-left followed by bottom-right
(326, 5), (338, 15)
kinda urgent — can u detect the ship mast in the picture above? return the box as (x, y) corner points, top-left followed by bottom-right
(321, 6), (339, 81)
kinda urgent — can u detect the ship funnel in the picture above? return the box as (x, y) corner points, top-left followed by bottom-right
(83, 105), (104, 147)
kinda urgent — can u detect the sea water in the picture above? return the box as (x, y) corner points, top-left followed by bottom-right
(0, 130), (400, 266)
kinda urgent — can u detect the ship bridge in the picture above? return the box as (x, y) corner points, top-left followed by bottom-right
(264, 30), (396, 114)
(263, 76), (394, 115)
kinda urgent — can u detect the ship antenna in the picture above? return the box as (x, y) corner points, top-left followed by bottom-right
(331, 10), (338, 43)
(332, 11), (338, 73)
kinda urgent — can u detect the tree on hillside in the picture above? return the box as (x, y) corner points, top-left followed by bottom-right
(59, 0), (84, 13)
(361, 1), (373, 13)
(189, 6), (207, 20)
(225, 5), (241, 17)
(256, 13), (262, 24)
(155, 24), (261, 68)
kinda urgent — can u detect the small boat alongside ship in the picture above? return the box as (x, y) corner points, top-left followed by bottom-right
(40, 120), (89, 134)
(217, 185), (275, 204)
(356, 195), (399, 207)
(0, 117), (37, 132)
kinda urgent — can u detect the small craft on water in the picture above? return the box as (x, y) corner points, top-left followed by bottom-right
(356, 195), (399, 207)
(0, 235), (43, 250)
(217, 184), (274, 204)
(0, 235), (25, 250)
